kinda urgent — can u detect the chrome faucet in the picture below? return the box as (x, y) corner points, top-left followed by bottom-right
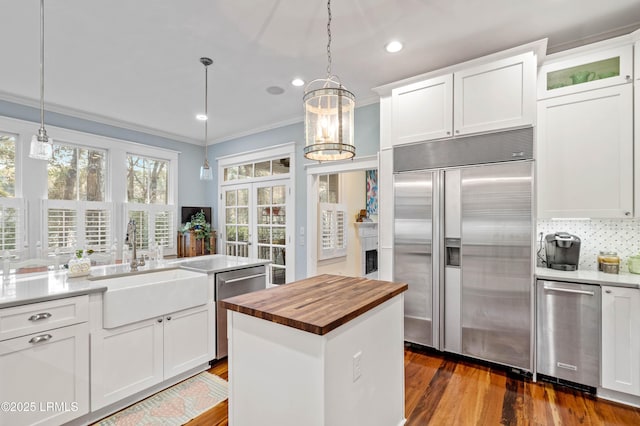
(125, 219), (139, 271)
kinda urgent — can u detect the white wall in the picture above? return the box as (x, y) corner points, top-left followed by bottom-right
(316, 171), (366, 277)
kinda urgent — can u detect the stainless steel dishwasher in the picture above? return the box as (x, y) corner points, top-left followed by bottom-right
(216, 265), (266, 358)
(536, 280), (601, 387)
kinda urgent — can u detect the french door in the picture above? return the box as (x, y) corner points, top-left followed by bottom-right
(221, 179), (292, 285)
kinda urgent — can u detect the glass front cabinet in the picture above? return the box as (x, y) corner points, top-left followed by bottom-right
(538, 45), (632, 99)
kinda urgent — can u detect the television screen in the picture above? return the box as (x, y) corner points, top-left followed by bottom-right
(181, 206), (212, 224)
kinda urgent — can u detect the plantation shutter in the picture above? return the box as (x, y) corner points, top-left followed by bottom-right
(126, 204), (175, 250)
(318, 202), (347, 260)
(46, 200), (112, 253)
(0, 198), (23, 253)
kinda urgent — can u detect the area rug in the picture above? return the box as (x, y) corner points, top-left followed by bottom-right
(95, 372), (228, 426)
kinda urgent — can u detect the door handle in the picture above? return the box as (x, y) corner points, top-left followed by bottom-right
(543, 285), (595, 296)
(219, 273), (266, 285)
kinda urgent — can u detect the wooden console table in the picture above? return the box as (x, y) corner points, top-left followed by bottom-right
(177, 230), (216, 257)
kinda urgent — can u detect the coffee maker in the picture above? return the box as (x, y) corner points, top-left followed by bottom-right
(545, 232), (581, 271)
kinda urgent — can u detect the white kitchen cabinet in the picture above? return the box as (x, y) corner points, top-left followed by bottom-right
(0, 323), (89, 426)
(91, 303), (213, 410)
(378, 148), (393, 281)
(392, 75), (453, 144)
(537, 84), (633, 218)
(538, 45), (632, 99)
(453, 52), (535, 136)
(91, 316), (164, 409)
(390, 52), (535, 146)
(601, 286), (640, 396)
(164, 304), (213, 378)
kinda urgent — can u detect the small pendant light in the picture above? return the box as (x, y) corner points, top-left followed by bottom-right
(199, 57), (213, 181)
(303, 0), (355, 162)
(29, 0), (53, 160)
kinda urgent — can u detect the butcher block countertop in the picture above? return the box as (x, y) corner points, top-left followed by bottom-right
(220, 274), (408, 335)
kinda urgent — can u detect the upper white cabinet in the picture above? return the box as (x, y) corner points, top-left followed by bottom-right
(537, 84), (633, 218)
(392, 75), (453, 144)
(601, 286), (640, 396)
(538, 45), (633, 99)
(390, 52), (536, 146)
(453, 52), (536, 136)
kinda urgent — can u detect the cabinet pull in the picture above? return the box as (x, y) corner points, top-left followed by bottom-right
(543, 285), (595, 296)
(157, 318), (163, 323)
(605, 289), (612, 294)
(166, 316), (172, 321)
(625, 212), (631, 216)
(29, 334), (52, 344)
(28, 312), (52, 321)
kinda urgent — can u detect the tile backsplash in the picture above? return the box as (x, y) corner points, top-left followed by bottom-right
(536, 219), (640, 272)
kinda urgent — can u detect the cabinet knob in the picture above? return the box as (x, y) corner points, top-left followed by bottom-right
(446, 131), (451, 135)
(455, 130), (460, 134)
(157, 318), (163, 323)
(166, 316), (172, 321)
(605, 289), (612, 294)
(626, 75), (631, 81)
(625, 211), (631, 216)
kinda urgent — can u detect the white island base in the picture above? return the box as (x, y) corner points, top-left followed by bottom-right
(227, 295), (405, 426)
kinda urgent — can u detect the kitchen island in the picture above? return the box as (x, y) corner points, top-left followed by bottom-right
(221, 274), (408, 426)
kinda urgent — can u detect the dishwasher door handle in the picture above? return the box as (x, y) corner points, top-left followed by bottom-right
(219, 273), (266, 285)
(543, 285), (595, 296)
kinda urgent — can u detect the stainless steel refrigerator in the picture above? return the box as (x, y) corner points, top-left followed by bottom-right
(393, 127), (534, 371)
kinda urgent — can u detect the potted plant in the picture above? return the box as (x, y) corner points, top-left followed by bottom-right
(180, 210), (213, 253)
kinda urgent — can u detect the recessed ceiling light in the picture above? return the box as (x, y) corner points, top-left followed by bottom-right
(385, 40), (403, 53)
(196, 114), (207, 121)
(291, 78), (305, 87)
(266, 86), (285, 95)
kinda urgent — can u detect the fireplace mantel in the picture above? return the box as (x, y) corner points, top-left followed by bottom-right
(354, 222), (378, 279)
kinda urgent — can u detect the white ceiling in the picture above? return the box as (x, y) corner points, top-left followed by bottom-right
(1, 0), (640, 146)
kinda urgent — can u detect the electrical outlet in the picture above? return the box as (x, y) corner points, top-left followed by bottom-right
(353, 351), (362, 382)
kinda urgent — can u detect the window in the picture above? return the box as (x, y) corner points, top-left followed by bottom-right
(318, 202), (347, 260)
(223, 157), (290, 182)
(126, 154), (174, 250)
(46, 142), (111, 253)
(0, 133), (22, 253)
(318, 174), (339, 203)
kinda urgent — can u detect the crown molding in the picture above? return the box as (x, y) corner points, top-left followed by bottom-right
(0, 90), (203, 146)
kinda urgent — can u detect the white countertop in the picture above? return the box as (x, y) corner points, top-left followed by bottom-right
(178, 254), (270, 274)
(0, 254), (271, 309)
(536, 267), (640, 288)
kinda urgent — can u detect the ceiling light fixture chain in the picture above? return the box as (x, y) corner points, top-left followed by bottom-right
(302, 0), (355, 162)
(29, 0), (53, 160)
(199, 57), (214, 180)
(326, 0), (332, 79)
(39, 0), (45, 135)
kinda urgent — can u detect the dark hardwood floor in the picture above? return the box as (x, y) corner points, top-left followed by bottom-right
(188, 345), (640, 425)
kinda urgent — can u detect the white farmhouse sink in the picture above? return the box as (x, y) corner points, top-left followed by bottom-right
(101, 268), (208, 328)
